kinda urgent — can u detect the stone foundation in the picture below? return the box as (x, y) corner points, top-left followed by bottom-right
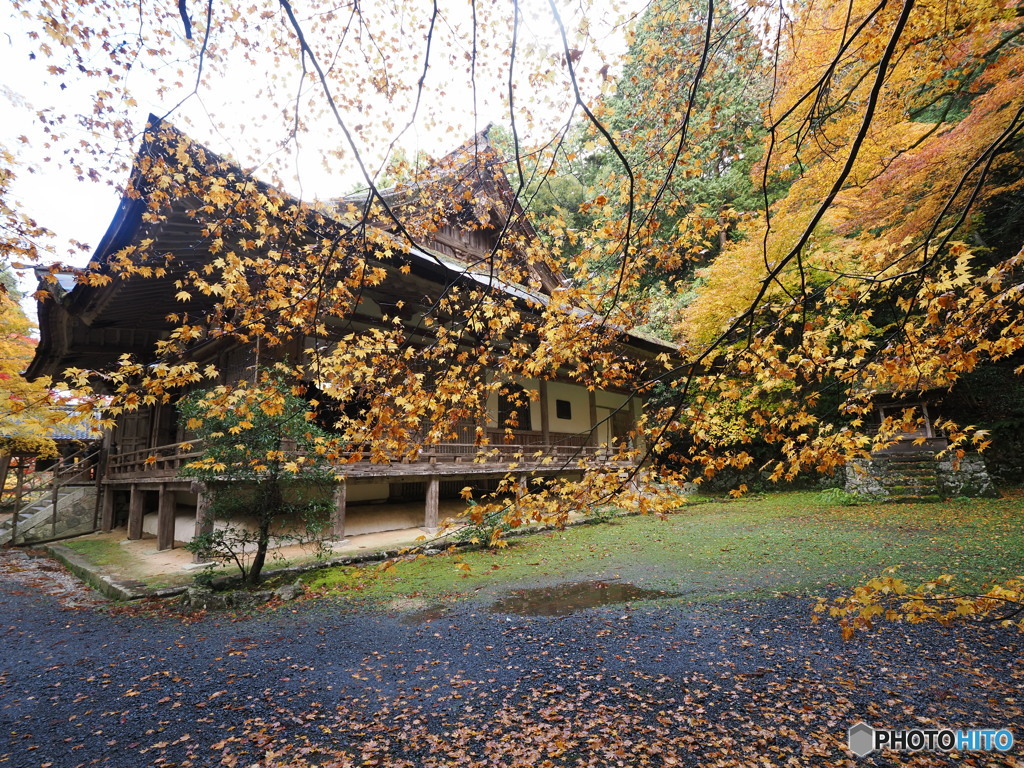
(14, 486), (99, 544)
(845, 452), (996, 501)
(936, 454), (998, 498)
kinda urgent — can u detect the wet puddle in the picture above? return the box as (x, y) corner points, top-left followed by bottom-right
(489, 580), (676, 617)
(398, 605), (452, 625)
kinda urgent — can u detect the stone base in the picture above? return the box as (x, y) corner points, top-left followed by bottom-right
(181, 579), (305, 610)
(845, 452), (997, 500)
(936, 454), (999, 498)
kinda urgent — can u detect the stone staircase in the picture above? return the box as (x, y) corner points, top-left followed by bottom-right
(845, 451), (942, 502)
(876, 453), (941, 503)
(0, 484), (98, 545)
(0, 446), (103, 545)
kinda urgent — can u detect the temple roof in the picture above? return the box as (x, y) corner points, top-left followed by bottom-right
(27, 117), (674, 382)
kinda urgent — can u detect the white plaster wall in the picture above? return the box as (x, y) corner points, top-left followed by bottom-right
(545, 380), (591, 433)
(595, 390), (628, 409)
(346, 499), (470, 536)
(141, 509), (198, 544)
(486, 388), (498, 426)
(346, 482), (389, 503)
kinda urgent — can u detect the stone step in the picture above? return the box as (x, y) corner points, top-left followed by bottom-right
(0, 510), (46, 528)
(0, 512), (35, 528)
(880, 462), (936, 471)
(885, 486), (938, 496)
(880, 477), (938, 486)
(888, 494), (942, 504)
(876, 479), (937, 489)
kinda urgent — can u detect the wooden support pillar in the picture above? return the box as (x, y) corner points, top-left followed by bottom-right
(127, 486), (144, 540)
(477, 369), (491, 444)
(332, 480), (347, 539)
(539, 379), (550, 448)
(632, 396), (646, 454)
(157, 484), (175, 551)
(12, 459), (24, 509)
(100, 487), (115, 532)
(191, 482), (214, 563)
(588, 389), (598, 448)
(424, 476), (440, 532)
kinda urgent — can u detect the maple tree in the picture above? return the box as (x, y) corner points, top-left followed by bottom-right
(0, 268), (60, 461)
(659, 0), (1024, 480)
(179, 372), (336, 584)
(1, 0), (1023, 629)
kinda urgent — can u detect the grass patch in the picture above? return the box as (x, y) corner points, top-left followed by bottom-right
(63, 538), (139, 569)
(61, 538), (199, 589)
(302, 491), (1024, 608)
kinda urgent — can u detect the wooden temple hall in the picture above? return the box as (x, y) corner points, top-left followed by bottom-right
(24, 118), (671, 550)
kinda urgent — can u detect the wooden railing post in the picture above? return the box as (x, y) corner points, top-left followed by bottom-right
(50, 475), (59, 539)
(11, 459), (24, 544)
(0, 455), (10, 508)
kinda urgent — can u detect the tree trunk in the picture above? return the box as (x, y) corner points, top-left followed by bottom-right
(248, 520), (270, 586)
(247, 479), (282, 585)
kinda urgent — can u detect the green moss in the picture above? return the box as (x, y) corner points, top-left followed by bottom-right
(61, 539), (202, 589)
(62, 539), (137, 569)
(303, 491), (1024, 608)
(303, 565), (372, 593)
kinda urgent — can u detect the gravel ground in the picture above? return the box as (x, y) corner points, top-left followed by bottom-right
(0, 549), (1021, 768)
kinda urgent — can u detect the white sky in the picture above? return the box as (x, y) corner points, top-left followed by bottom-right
(1, 0), (636, 315)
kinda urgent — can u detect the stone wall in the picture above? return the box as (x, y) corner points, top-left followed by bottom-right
(16, 486), (99, 544)
(936, 454), (998, 498)
(843, 460), (888, 497)
(844, 453), (996, 500)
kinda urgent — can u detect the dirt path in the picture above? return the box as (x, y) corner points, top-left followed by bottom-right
(0, 549), (1021, 767)
(0, 549), (109, 610)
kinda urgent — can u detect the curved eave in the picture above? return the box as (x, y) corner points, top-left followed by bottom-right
(24, 193), (147, 381)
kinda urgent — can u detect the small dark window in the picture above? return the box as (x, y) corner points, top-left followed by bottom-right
(555, 399), (572, 420)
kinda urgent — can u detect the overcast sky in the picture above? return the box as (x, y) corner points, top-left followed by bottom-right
(1, 0), (632, 324)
